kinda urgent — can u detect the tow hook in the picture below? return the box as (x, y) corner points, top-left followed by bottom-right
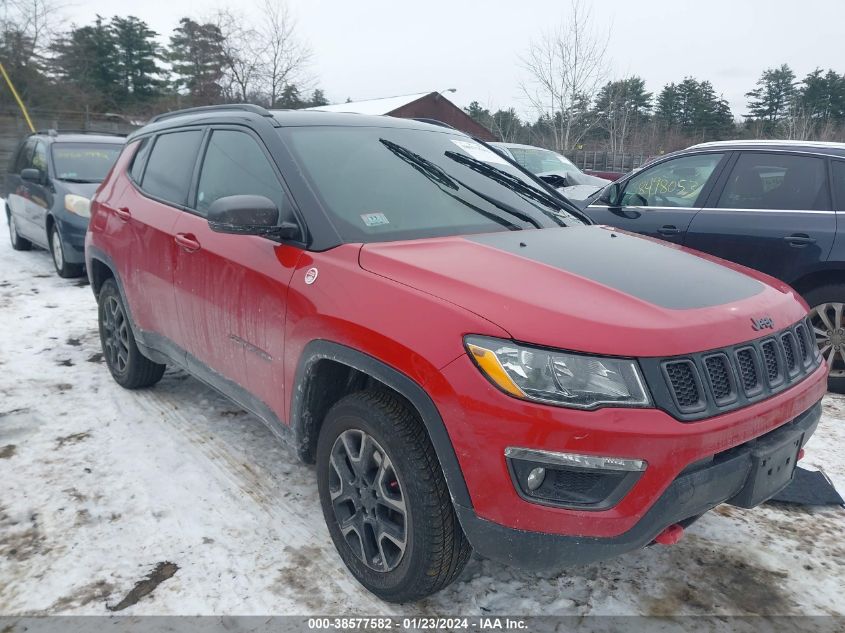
(653, 523), (684, 546)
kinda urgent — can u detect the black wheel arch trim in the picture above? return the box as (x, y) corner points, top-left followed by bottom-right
(291, 339), (472, 508)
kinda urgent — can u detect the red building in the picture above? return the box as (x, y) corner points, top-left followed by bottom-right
(310, 91), (495, 141)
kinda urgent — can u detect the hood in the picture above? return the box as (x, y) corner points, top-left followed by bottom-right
(359, 226), (807, 357)
(558, 184), (605, 205)
(58, 180), (100, 198)
(538, 169), (609, 188)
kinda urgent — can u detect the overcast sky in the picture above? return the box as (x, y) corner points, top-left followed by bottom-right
(64, 0), (844, 118)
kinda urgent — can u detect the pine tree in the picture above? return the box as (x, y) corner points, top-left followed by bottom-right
(110, 16), (166, 105)
(169, 18), (227, 105)
(746, 64), (797, 126)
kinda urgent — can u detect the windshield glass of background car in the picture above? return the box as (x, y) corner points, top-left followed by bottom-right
(281, 126), (585, 243)
(51, 143), (122, 182)
(507, 146), (579, 176)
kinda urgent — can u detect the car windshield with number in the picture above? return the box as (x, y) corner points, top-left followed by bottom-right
(51, 143), (122, 183)
(281, 126), (587, 243)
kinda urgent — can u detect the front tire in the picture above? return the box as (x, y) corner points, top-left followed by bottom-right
(805, 283), (845, 394)
(7, 209), (32, 251)
(98, 278), (165, 389)
(50, 225), (84, 278)
(316, 390), (471, 602)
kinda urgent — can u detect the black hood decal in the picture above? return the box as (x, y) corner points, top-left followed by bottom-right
(468, 227), (764, 310)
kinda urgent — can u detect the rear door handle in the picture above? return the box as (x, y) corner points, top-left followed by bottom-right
(175, 233), (201, 252)
(114, 206), (131, 221)
(657, 225), (681, 236)
(784, 234), (816, 246)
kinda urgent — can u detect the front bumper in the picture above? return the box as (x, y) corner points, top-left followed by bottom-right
(55, 211), (89, 264)
(454, 401), (821, 570)
(436, 355), (828, 538)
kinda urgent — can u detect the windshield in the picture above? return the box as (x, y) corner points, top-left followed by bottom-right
(505, 146), (580, 177)
(51, 143), (122, 183)
(281, 126), (586, 243)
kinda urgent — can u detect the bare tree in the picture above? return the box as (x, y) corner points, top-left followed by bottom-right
(256, 0), (311, 107)
(520, 0), (609, 151)
(212, 8), (263, 103)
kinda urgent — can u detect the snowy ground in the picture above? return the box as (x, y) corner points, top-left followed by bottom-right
(1, 212), (844, 620)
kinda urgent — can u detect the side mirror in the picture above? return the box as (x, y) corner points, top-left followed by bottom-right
(539, 174), (568, 189)
(207, 195), (299, 240)
(21, 168), (43, 184)
(603, 182), (622, 206)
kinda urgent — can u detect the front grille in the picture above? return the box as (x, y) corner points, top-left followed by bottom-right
(761, 340), (780, 384)
(781, 332), (798, 374)
(794, 324), (810, 364)
(641, 318), (822, 421)
(735, 347), (760, 394)
(665, 360), (702, 409)
(704, 354), (734, 403)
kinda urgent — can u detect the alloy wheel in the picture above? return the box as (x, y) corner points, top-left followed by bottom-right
(328, 429), (407, 572)
(102, 295), (130, 374)
(811, 302), (845, 378)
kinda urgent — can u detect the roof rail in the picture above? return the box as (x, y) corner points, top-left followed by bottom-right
(149, 104), (280, 126)
(412, 117), (456, 130)
(35, 129), (128, 137)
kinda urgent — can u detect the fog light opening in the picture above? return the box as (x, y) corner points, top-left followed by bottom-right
(526, 467), (546, 491)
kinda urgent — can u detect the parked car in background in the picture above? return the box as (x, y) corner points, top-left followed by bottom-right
(584, 140), (845, 392)
(490, 142), (610, 204)
(4, 130), (125, 277)
(86, 106), (825, 601)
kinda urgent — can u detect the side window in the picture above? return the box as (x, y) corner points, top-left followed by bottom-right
(832, 161), (845, 211)
(31, 140), (48, 173)
(621, 153), (723, 208)
(717, 153), (829, 211)
(141, 130), (203, 206)
(129, 137), (151, 183)
(195, 130), (287, 217)
(13, 138), (35, 172)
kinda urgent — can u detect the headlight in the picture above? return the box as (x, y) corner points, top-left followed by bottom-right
(64, 194), (91, 218)
(465, 335), (651, 409)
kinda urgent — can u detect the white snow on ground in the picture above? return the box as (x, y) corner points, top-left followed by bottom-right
(0, 211), (844, 619)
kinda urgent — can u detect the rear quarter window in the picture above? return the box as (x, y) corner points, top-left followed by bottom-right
(141, 130), (203, 206)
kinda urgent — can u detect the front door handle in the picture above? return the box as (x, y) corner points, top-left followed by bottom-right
(657, 225), (681, 236)
(175, 233), (201, 252)
(784, 233), (816, 246)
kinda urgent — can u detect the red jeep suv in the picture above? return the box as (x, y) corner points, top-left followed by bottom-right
(85, 105), (827, 602)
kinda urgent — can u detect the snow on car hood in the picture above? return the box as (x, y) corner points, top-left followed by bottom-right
(359, 225), (808, 357)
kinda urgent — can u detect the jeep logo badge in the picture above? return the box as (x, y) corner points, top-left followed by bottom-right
(751, 316), (774, 331)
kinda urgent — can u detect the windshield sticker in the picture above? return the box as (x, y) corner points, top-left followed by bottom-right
(450, 140), (508, 165)
(361, 212), (390, 227)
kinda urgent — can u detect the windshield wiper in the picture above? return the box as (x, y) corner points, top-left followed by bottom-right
(379, 139), (528, 231)
(445, 151), (582, 225)
(380, 139), (544, 229)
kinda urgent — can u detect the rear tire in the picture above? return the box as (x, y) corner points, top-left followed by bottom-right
(50, 225), (84, 278)
(804, 283), (845, 394)
(7, 208), (32, 251)
(316, 390), (471, 602)
(98, 278), (165, 389)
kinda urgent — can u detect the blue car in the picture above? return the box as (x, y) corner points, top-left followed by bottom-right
(4, 130), (125, 277)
